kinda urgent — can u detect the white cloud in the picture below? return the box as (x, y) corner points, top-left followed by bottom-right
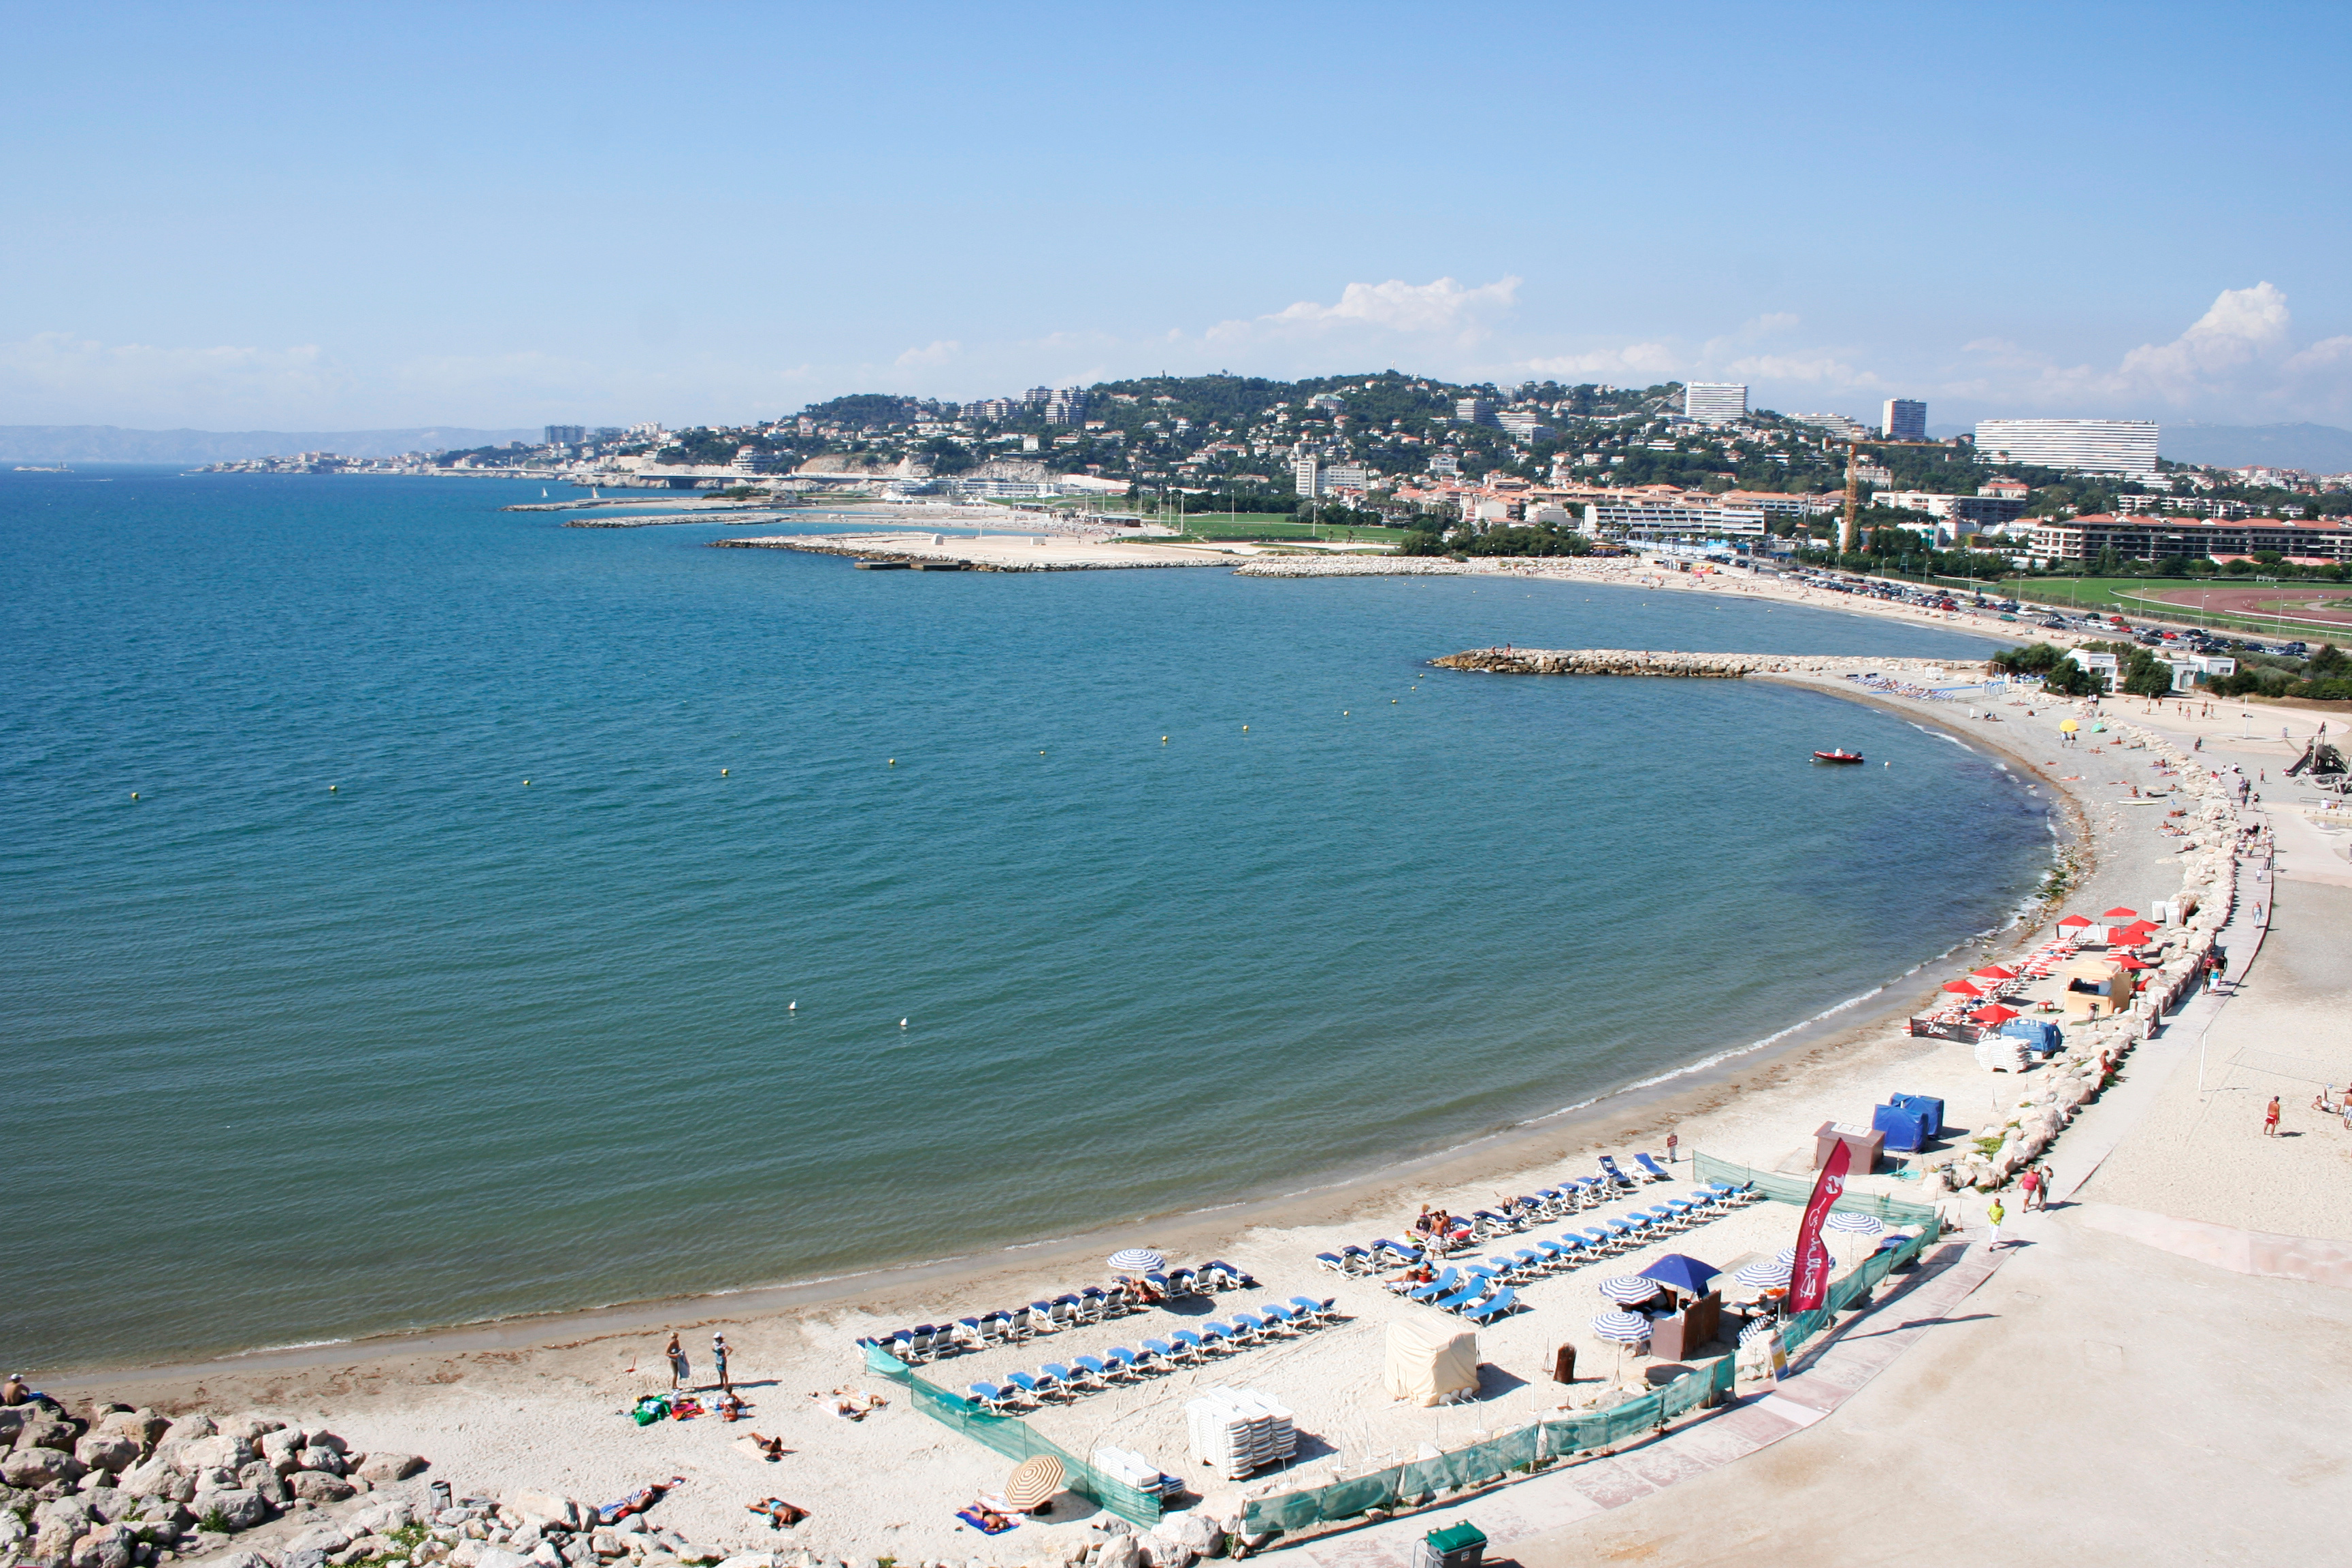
(894, 340), (961, 368)
(1722, 352), (1878, 387)
(1519, 343), (1680, 378)
(0, 331), (348, 425)
(1209, 276), (1521, 343)
(2112, 281), (2291, 397)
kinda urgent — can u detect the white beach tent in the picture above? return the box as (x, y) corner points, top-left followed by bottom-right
(1384, 1318), (1479, 1407)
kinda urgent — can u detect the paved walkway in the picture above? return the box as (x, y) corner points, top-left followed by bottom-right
(1271, 1237), (2007, 1567)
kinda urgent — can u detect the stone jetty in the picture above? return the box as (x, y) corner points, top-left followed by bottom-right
(1433, 648), (1993, 680)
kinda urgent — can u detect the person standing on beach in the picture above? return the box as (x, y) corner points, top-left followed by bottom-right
(713, 1334), (732, 1393)
(666, 1333), (689, 1390)
(2264, 1097), (2281, 1137)
(1985, 1197), (2005, 1250)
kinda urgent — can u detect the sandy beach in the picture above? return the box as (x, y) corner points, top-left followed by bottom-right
(23, 559), (2348, 1568)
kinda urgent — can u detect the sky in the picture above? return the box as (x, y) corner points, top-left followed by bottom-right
(5, 1), (2350, 433)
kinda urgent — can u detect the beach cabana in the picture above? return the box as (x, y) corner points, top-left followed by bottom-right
(1382, 1318), (1478, 1407)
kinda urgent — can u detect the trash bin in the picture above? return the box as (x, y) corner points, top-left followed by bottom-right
(1551, 1343), (1576, 1384)
(1414, 1522), (1486, 1568)
(429, 1480), (453, 1515)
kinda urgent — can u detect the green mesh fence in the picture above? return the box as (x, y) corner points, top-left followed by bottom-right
(862, 1343), (1164, 1526)
(1691, 1152), (1940, 1229)
(1241, 1359), (1733, 1535)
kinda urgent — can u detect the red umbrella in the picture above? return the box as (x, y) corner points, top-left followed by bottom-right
(2101, 906), (2140, 919)
(1972, 965), (2019, 980)
(2115, 921), (2159, 941)
(1941, 980), (1983, 996)
(1970, 1004), (2021, 1024)
(2057, 914), (2092, 929)
(2112, 953), (2151, 971)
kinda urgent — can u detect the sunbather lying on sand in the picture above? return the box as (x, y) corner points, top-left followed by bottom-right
(960, 1503), (1013, 1534)
(734, 1431), (787, 1461)
(811, 1388), (887, 1419)
(747, 1498), (807, 1530)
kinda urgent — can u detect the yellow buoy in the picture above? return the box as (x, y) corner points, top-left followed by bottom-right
(523, 779), (531, 786)
(889, 759), (896, 766)
(721, 768), (729, 776)
(1162, 736), (1169, 743)
(329, 784), (337, 791)
(1242, 725), (1249, 732)
(130, 791), (138, 800)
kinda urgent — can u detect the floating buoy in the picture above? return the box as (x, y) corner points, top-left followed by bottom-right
(1241, 725), (1249, 732)
(328, 784), (337, 791)
(721, 768), (729, 776)
(1161, 736), (1169, 743)
(1884, 761), (1891, 767)
(1343, 710), (1349, 716)
(523, 779), (531, 786)
(129, 791), (138, 800)
(1392, 699), (1398, 704)
(889, 760), (896, 766)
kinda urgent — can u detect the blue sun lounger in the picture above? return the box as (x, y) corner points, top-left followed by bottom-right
(1407, 1267), (1462, 1302)
(1431, 1280), (1486, 1312)
(1464, 1286), (1519, 1325)
(1633, 1152), (1671, 1181)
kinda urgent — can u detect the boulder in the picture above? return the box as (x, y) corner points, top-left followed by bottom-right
(529, 1544), (564, 1568)
(1160, 1514), (1218, 1558)
(16, 1416), (80, 1453)
(218, 1553), (281, 1568)
(291, 1471), (357, 1504)
(4, 1446), (86, 1488)
(349, 1499), (419, 1537)
(475, 1549), (538, 1568)
(508, 1492), (581, 1532)
(73, 1522), (140, 1568)
(96, 1411), (171, 1457)
(161, 1416), (218, 1444)
(305, 1433), (348, 1455)
(297, 1447), (347, 1477)
(0, 1512), (27, 1552)
(715, 1555), (778, 1568)
(590, 1532), (631, 1559)
(77, 1434), (142, 1475)
(1096, 1536), (1141, 1568)
(357, 1452), (427, 1484)
(284, 1529), (355, 1568)
(177, 1435), (259, 1475)
(193, 1487), (270, 1532)
(261, 1431), (307, 1468)
(240, 1460), (291, 1511)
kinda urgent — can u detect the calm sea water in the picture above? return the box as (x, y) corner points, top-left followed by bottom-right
(4, 472), (2046, 1369)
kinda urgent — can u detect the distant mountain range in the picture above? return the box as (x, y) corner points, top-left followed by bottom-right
(1925, 420), (2352, 473)
(0, 425), (541, 463)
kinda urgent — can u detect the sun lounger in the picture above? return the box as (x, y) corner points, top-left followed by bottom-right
(1100, 1348), (1138, 1379)
(1198, 1321), (1236, 1351)
(1597, 1156), (1638, 1190)
(1004, 1307), (1034, 1339)
(1408, 1267), (1463, 1302)
(1002, 1370), (1048, 1403)
(1256, 1302), (1300, 1332)
(1431, 1280), (1486, 1312)
(1371, 1239), (1422, 1264)
(1069, 1356), (1110, 1390)
(1289, 1294), (1337, 1324)
(966, 1382), (1017, 1415)
(1036, 1364), (1079, 1398)
(1337, 1245), (1375, 1274)
(1464, 1286), (1518, 1324)
(1209, 1260), (1258, 1288)
(1316, 1252), (1351, 1275)
(1166, 1267), (1199, 1295)
(957, 1508), (1015, 1536)
(1168, 1330), (1205, 1362)
(1138, 1339), (1176, 1371)
(1633, 1152), (1671, 1181)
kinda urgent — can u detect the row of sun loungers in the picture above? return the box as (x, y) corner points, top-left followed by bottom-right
(862, 1262), (1261, 1362)
(960, 1298), (1339, 1413)
(1321, 1183), (1760, 1290)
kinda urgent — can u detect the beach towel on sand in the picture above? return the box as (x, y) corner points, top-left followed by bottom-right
(957, 1510), (1015, 1536)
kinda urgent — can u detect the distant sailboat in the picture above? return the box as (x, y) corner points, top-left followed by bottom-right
(542, 487), (549, 498)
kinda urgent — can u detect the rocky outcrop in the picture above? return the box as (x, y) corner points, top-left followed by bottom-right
(1433, 648), (1989, 680)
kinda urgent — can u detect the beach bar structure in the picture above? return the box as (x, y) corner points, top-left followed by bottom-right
(1812, 1120), (1886, 1173)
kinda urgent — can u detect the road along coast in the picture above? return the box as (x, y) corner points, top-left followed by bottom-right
(31, 651), (2334, 1568)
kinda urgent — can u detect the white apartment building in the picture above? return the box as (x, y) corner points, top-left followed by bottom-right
(1881, 399), (1927, 441)
(1292, 451), (1322, 496)
(1321, 463), (1373, 491)
(1684, 383), (1748, 424)
(1582, 501), (1767, 539)
(1974, 419), (2159, 476)
(1791, 412), (1869, 440)
(1497, 410), (1552, 440)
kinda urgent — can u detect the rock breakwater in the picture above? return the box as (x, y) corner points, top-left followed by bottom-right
(1432, 649), (1992, 680)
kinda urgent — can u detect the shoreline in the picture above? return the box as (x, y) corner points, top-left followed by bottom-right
(39, 657), (2076, 1392)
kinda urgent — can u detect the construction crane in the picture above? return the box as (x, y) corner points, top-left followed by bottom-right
(1840, 438), (1861, 555)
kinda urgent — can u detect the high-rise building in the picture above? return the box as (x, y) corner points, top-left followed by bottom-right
(1044, 387), (1088, 425)
(544, 425), (586, 445)
(1454, 396), (1497, 427)
(1881, 399), (1927, 442)
(1292, 449), (1322, 496)
(1497, 410), (1552, 441)
(1974, 419), (2160, 476)
(1684, 383), (1748, 424)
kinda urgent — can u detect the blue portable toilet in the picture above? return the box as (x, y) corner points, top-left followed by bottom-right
(1872, 1102), (1934, 1152)
(1887, 1092), (1945, 1137)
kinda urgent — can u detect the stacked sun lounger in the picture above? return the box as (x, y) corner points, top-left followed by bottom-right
(1092, 1446), (1182, 1499)
(860, 1260), (1267, 1362)
(1186, 1388), (1297, 1480)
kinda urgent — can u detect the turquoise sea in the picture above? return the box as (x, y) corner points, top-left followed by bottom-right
(3, 472), (2048, 1369)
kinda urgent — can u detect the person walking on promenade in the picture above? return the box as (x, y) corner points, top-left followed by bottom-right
(666, 1333), (690, 1390)
(2019, 1166), (2040, 1213)
(713, 1333), (732, 1394)
(2264, 1096), (2282, 1137)
(1985, 1197), (2006, 1250)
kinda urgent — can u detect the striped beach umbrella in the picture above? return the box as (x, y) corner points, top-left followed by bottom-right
(1590, 1310), (1652, 1344)
(1004, 1454), (1064, 1512)
(1825, 1211), (1885, 1237)
(1773, 1247), (1799, 1267)
(1107, 1248), (1166, 1273)
(1734, 1260), (1792, 1289)
(1597, 1275), (1661, 1305)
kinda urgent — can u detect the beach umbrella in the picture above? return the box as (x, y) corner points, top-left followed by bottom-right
(1733, 1260), (1791, 1290)
(1825, 1212), (1885, 1237)
(1774, 1247), (1799, 1267)
(1637, 1254), (1720, 1297)
(1107, 1247), (1166, 1273)
(1971, 965), (2019, 980)
(2101, 906), (2140, 919)
(1969, 1004), (2021, 1024)
(2112, 953), (2151, 971)
(1597, 1275), (1661, 1305)
(2057, 914), (2092, 930)
(2059, 719), (2078, 733)
(1590, 1310), (1652, 1343)
(1940, 980), (1984, 996)
(1004, 1454), (1064, 1512)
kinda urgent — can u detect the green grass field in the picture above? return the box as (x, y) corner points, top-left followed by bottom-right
(1991, 577), (2342, 639)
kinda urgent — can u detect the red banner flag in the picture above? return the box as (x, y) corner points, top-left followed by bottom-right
(1788, 1140), (1850, 1313)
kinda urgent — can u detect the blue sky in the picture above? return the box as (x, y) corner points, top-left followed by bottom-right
(5, 1), (2348, 431)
